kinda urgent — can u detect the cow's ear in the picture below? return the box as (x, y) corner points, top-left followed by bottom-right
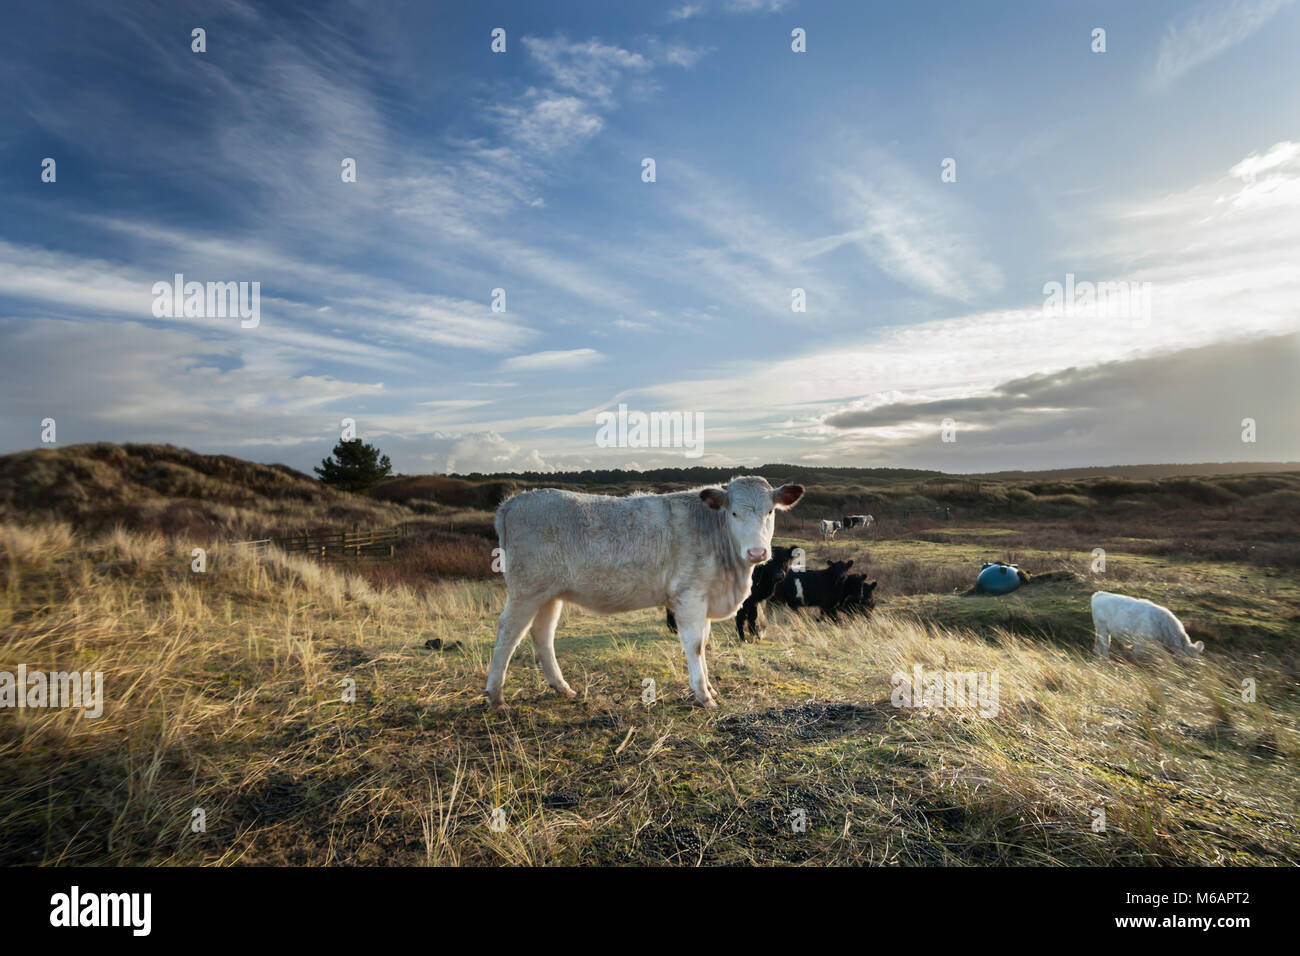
(699, 487), (728, 510)
(867, 580), (878, 589)
(773, 483), (804, 509)
(844, 559), (854, 568)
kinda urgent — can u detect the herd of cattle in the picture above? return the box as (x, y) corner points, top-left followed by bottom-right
(485, 476), (1204, 710)
(819, 514), (874, 539)
(665, 546), (879, 641)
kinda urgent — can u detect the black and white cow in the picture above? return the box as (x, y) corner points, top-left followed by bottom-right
(774, 559), (855, 619)
(488, 476), (805, 709)
(843, 514), (874, 530)
(665, 544), (795, 642)
(837, 573), (879, 618)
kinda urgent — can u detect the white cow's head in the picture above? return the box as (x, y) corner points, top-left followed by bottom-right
(700, 476), (804, 564)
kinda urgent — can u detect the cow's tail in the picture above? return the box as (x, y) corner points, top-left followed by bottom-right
(494, 497), (511, 573)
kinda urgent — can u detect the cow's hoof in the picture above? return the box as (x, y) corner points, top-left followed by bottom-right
(706, 682), (719, 698)
(488, 699), (509, 712)
(697, 696), (718, 709)
(551, 684), (578, 699)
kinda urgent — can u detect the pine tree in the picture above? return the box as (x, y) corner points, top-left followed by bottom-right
(314, 439), (392, 492)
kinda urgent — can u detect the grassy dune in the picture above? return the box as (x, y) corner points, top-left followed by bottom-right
(2, 519), (1296, 866)
(0, 443), (420, 538)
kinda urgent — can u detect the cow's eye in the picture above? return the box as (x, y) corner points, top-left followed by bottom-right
(732, 511), (739, 518)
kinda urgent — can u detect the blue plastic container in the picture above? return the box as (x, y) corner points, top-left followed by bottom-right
(976, 562), (1023, 595)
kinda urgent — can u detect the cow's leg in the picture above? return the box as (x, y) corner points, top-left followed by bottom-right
(699, 620), (720, 699)
(1093, 627), (1110, 659)
(529, 598), (575, 699)
(673, 604), (716, 708)
(486, 593), (545, 710)
(735, 603), (750, 642)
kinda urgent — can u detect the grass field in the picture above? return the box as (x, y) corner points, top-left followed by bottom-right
(2, 502), (1297, 865)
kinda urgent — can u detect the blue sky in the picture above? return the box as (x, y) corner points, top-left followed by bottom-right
(1, 0), (1298, 474)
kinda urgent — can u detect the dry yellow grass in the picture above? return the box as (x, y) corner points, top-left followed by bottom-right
(2, 520), (1296, 865)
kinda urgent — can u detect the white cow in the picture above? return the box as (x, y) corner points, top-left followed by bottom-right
(487, 476), (804, 709)
(1090, 591), (1203, 659)
(819, 519), (842, 540)
(845, 514), (874, 530)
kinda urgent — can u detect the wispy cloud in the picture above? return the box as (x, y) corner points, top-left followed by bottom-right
(666, 0), (785, 18)
(651, 39), (713, 68)
(1148, 0), (1294, 90)
(1229, 140), (1300, 183)
(419, 399), (495, 409)
(500, 348), (604, 372)
(724, 0), (789, 12)
(830, 153), (1003, 303)
(491, 94), (604, 155)
(522, 35), (652, 105)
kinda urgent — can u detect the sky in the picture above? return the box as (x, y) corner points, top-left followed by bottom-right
(1, 0), (1298, 475)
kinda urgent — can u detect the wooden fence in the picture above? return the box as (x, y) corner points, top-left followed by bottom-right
(232, 525), (406, 560)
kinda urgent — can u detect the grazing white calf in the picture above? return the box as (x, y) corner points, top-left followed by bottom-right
(1090, 591), (1203, 659)
(487, 476), (804, 709)
(820, 519), (842, 540)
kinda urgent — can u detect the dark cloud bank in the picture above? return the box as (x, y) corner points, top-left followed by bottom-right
(825, 333), (1300, 472)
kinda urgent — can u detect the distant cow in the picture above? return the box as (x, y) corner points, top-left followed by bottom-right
(843, 514), (874, 530)
(1091, 591), (1203, 659)
(774, 559), (855, 619)
(665, 545), (794, 642)
(819, 519), (843, 540)
(488, 476), (805, 709)
(837, 573), (879, 618)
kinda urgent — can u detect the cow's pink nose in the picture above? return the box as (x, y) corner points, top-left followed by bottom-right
(746, 548), (768, 563)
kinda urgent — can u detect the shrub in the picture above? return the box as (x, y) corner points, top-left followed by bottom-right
(1027, 494), (1093, 512)
(1159, 477), (1239, 506)
(315, 440), (393, 492)
(1089, 478), (1159, 499)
